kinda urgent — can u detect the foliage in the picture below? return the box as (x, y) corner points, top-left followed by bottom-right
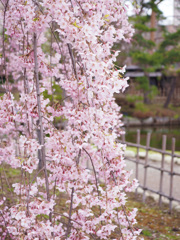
(160, 29), (180, 49)
(0, 0), (140, 239)
(135, 76), (149, 92)
(128, 0), (180, 106)
(43, 83), (63, 103)
(126, 94), (143, 103)
(135, 102), (149, 113)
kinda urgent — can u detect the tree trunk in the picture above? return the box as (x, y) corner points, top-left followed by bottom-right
(144, 91), (150, 104)
(163, 77), (176, 108)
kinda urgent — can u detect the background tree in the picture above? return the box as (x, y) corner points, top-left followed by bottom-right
(159, 29), (180, 108)
(129, 0), (164, 104)
(121, 0), (180, 107)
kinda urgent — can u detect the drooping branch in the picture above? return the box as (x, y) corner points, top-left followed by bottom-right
(33, 33), (50, 201)
(76, 148), (81, 165)
(50, 22), (54, 101)
(2, 0), (10, 91)
(54, 211), (82, 226)
(32, 0), (68, 78)
(26, 166), (45, 217)
(82, 147), (102, 215)
(66, 187), (74, 239)
(54, 211), (98, 240)
(67, 43), (78, 81)
(22, 32), (31, 137)
(0, 211), (12, 240)
(82, 148), (99, 196)
(106, 158), (134, 237)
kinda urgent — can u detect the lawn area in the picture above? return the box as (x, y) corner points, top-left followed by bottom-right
(127, 193), (180, 240)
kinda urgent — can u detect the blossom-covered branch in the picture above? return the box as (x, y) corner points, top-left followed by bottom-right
(0, 0), (141, 239)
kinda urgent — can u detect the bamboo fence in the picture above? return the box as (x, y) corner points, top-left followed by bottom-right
(120, 130), (180, 213)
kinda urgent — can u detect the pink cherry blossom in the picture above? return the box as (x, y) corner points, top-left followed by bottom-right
(0, 0), (141, 239)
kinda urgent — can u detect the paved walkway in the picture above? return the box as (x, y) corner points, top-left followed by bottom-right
(125, 159), (180, 206)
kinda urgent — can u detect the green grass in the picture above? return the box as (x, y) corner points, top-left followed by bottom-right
(142, 229), (152, 237)
(127, 193), (180, 240)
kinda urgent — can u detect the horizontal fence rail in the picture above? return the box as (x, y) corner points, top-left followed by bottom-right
(119, 129), (180, 213)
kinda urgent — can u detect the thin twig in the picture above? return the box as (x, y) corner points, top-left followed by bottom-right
(106, 158), (134, 236)
(116, 211), (125, 240)
(67, 43), (78, 80)
(30, 166), (45, 186)
(22, 32), (31, 137)
(66, 187), (74, 239)
(0, 211), (12, 239)
(82, 147), (102, 215)
(82, 148), (100, 197)
(54, 212), (97, 240)
(32, 0), (68, 78)
(69, 0), (74, 9)
(67, 43), (81, 102)
(26, 167), (45, 216)
(76, 149), (81, 165)
(79, 56), (90, 88)
(42, 116), (57, 130)
(2, 164), (13, 196)
(53, 178), (57, 200)
(50, 22), (54, 102)
(0, 170), (4, 193)
(53, 212), (82, 226)
(2, 0), (10, 92)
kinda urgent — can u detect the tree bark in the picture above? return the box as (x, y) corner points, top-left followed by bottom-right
(163, 77), (176, 108)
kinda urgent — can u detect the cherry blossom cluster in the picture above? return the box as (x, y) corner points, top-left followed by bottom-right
(0, 0), (141, 239)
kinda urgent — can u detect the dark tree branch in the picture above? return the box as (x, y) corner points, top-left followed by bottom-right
(67, 43), (78, 80)
(82, 147), (102, 215)
(76, 149), (81, 165)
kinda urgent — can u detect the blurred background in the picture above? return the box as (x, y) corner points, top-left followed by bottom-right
(115, 0), (180, 150)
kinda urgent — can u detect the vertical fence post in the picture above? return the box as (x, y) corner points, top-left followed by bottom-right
(169, 138), (175, 213)
(159, 135), (167, 207)
(122, 130), (125, 143)
(135, 129), (140, 196)
(143, 132), (151, 203)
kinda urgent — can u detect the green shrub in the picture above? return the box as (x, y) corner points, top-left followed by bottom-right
(148, 85), (158, 100)
(126, 94), (143, 103)
(135, 102), (149, 112)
